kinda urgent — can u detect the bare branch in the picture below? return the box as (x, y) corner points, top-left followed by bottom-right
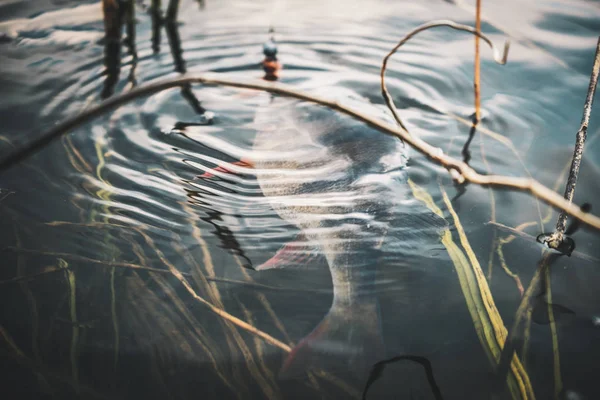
(0, 72), (599, 230)
(543, 36), (600, 250)
(380, 19), (509, 133)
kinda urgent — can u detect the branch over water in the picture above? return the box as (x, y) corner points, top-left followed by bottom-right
(542, 36), (600, 251)
(0, 72), (598, 231)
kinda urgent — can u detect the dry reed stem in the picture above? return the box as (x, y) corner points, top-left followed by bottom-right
(474, 0), (482, 122)
(439, 186), (534, 400)
(0, 246), (330, 296)
(135, 233), (292, 352)
(2, 247), (187, 273)
(493, 221), (537, 294)
(165, 233), (283, 399)
(124, 233), (236, 389)
(409, 179), (534, 399)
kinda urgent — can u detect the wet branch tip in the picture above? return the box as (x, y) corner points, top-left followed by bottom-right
(540, 36), (600, 252)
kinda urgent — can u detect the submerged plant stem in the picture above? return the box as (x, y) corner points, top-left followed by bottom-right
(409, 179), (534, 400)
(438, 185), (534, 400)
(545, 267), (563, 400)
(495, 252), (557, 397)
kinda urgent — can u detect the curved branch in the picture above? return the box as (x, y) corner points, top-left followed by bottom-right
(0, 72), (598, 231)
(380, 20), (510, 132)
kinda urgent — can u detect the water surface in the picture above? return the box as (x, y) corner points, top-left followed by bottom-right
(1, 0), (600, 399)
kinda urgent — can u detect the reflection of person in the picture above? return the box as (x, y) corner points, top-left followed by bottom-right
(262, 32), (281, 81)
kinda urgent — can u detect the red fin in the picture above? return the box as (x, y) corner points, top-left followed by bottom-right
(280, 301), (385, 380)
(255, 234), (322, 271)
(200, 159), (254, 178)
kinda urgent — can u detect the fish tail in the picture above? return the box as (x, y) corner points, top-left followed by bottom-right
(280, 299), (385, 379)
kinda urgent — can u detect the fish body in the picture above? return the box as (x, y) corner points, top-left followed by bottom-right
(251, 87), (420, 376)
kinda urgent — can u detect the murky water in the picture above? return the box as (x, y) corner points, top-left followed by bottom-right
(1, 0), (600, 399)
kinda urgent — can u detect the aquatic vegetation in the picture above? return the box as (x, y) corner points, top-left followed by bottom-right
(0, 1), (599, 399)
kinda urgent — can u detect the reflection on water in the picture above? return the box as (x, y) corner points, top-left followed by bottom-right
(1, 0), (600, 399)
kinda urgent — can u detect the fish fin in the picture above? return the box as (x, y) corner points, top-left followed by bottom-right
(280, 300), (385, 380)
(255, 233), (322, 270)
(200, 159), (254, 178)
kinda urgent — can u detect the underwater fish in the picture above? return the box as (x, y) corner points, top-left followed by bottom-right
(236, 87), (445, 377)
(199, 77), (446, 376)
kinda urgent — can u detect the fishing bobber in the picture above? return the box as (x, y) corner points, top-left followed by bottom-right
(262, 38), (281, 81)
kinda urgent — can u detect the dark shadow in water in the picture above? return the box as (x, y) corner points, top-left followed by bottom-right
(446, 118), (479, 208)
(156, 8), (250, 268)
(125, 0), (138, 88)
(149, 0), (207, 116)
(101, 0), (138, 99)
(450, 181), (467, 210)
(449, 116), (480, 205)
(166, 0), (181, 21)
(164, 19), (207, 115)
(104, 0), (206, 116)
(185, 188), (254, 269)
(150, 0), (162, 53)
(564, 203), (591, 236)
(461, 120), (478, 165)
(101, 0), (125, 99)
(362, 355), (444, 400)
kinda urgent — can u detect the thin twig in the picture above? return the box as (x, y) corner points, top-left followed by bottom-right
(2, 247), (182, 274)
(381, 20), (547, 236)
(2, 245), (292, 352)
(0, 73), (599, 230)
(486, 221), (599, 263)
(381, 19), (509, 133)
(474, 0), (482, 122)
(153, 245), (293, 352)
(0, 247), (327, 293)
(544, 37), (600, 249)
